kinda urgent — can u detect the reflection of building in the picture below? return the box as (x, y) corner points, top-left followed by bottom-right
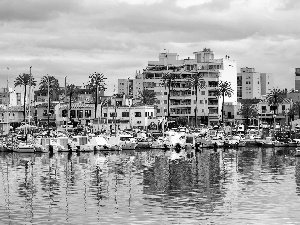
(143, 152), (223, 212)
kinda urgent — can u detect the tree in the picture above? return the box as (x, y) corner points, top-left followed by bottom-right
(66, 84), (80, 121)
(136, 89), (157, 105)
(14, 73), (36, 122)
(239, 102), (258, 126)
(39, 75), (61, 127)
(87, 72), (107, 119)
(216, 81), (234, 124)
(162, 72), (176, 119)
(39, 75), (61, 101)
(266, 88), (285, 114)
(188, 72), (206, 127)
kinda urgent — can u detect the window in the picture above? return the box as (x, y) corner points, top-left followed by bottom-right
(157, 100), (160, 104)
(151, 112), (153, 117)
(103, 113), (107, 117)
(194, 100), (196, 104)
(135, 112), (141, 117)
(164, 92), (167, 95)
(164, 100), (167, 104)
(202, 109), (204, 112)
(62, 109), (68, 117)
(145, 112), (147, 117)
(77, 110), (83, 118)
(85, 110), (91, 118)
(201, 91), (205, 95)
(110, 112), (117, 117)
(164, 109), (167, 113)
(122, 112), (129, 117)
(282, 105), (285, 111)
(200, 100), (203, 104)
(70, 110), (76, 118)
(205, 100), (207, 104)
(157, 109), (160, 113)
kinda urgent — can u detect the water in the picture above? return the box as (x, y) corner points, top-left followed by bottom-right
(1, 148), (300, 224)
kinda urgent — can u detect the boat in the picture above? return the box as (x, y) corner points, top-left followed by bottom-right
(150, 137), (165, 149)
(69, 136), (94, 152)
(89, 136), (113, 151)
(15, 142), (35, 153)
(295, 147), (300, 157)
(107, 134), (136, 150)
(262, 137), (275, 148)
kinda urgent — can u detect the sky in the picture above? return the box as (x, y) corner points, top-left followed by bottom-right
(0, 0), (299, 95)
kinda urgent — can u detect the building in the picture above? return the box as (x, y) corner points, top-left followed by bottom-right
(257, 98), (292, 126)
(95, 105), (158, 132)
(295, 68), (300, 91)
(0, 87), (22, 106)
(118, 48), (237, 125)
(56, 103), (95, 127)
(237, 67), (274, 101)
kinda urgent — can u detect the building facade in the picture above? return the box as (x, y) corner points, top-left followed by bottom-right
(118, 48), (237, 125)
(237, 67), (274, 101)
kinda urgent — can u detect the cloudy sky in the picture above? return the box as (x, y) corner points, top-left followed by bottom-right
(0, 0), (299, 95)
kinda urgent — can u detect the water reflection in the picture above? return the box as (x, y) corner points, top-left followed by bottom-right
(0, 148), (300, 224)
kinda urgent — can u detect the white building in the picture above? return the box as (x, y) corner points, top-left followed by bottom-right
(118, 48), (237, 125)
(94, 105), (158, 132)
(237, 67), (274, 101)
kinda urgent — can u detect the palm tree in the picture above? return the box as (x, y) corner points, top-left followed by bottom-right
(39, 75), (61, 101)
(14, 73), (36, 122)
(216, 81), (234, 124)
(266, 88), (285, 114)
(136, 89), (157, 105)
(87, 72), (107, 119)
(162, 72), (176, 119)
(239, 102), (258, 127)
(66, 84), (79, 121)
(39, 75), (61, 127)
(188, 72), (206, 127)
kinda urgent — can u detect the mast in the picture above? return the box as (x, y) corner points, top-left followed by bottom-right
(28, 66), (32, 125)
(6, 68), (9, 135)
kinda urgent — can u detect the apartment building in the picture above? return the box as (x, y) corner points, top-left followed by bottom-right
(119, 48), (237, 125)
(295, 68), (300, 91)
(237, 67), (274, 101)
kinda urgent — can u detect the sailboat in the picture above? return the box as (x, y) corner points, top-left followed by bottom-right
(15, 67), (35, 153)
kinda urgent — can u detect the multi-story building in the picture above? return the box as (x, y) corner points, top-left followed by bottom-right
(295, 68), (300, 91)
(237, 67), (274, 101)
(119, 48), (237, 125)
(0, 88), (22, 106)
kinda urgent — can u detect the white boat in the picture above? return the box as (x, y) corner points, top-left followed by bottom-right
(89, 136), (112, 150)
(69, 136), (94, 151)
(107, 134), (136, 150)
(15, 142), (35, 153)
(295, 147), (300, 157)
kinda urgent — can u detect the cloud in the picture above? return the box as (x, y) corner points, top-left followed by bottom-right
(0, 0), (79, 22)
(0, 0), (299, 95)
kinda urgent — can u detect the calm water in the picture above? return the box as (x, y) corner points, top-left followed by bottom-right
(1, 147), (300, 225)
